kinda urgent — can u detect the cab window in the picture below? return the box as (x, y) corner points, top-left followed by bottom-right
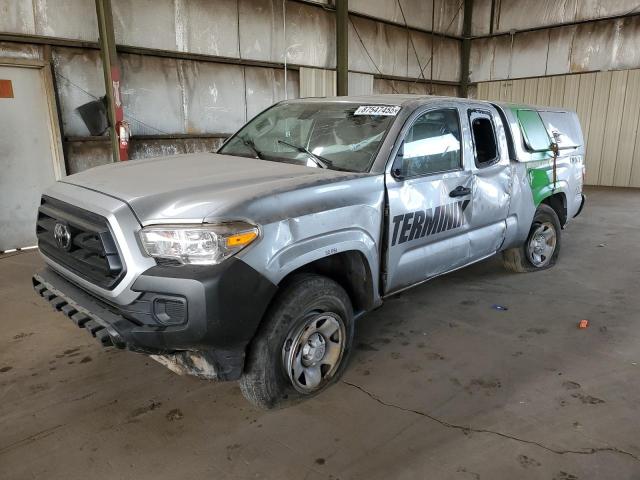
(399, 108), (462, 177)
(219, 102), (397, 172)
(469, 111), (499, 167)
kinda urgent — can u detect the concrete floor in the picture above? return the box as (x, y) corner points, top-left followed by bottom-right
(1, 187), (639, 479)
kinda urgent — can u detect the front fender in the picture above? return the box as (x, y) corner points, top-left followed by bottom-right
(237, 203), (383, 301)
(267, 228), (379, 286)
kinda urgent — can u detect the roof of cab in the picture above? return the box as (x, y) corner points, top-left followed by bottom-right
(286, 94), (469, 106)
(287, 94), (575, 114)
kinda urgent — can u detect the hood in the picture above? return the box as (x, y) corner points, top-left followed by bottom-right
(62, 152), (362, 224)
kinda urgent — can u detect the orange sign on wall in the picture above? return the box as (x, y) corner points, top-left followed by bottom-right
(0, 79), (14, 98)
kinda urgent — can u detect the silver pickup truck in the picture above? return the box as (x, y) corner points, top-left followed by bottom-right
(33, 95), (585, 408)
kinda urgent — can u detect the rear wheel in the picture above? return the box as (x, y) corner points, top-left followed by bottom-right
(503, 204), (561, 273)
(239, 274), (354, 409)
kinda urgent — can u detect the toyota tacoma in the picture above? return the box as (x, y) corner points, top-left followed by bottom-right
(33, 95), (585, 408)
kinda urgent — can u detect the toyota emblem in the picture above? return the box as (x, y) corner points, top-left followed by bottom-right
(53, 223), (72, 250)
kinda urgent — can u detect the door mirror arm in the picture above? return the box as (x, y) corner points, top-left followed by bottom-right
(391, 143), (405, 180)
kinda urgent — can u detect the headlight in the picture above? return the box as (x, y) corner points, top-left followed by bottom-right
(139, 222), (259, 265)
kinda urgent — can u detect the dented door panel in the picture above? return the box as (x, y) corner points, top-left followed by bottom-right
(384, 170), (473, 294)
(383, 101), (476, 294)
(463, 106), (511, 262)
(502, 162), (537, 250)
(466, 163), (511, 260)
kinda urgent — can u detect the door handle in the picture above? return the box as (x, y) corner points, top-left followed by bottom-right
(449, 186), (471, 197)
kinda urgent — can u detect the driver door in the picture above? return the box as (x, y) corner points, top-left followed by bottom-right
(384, 106), (473, 294)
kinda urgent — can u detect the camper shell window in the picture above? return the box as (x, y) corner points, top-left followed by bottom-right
(517, 109), (552, 152)
(538, 111), (581, 149)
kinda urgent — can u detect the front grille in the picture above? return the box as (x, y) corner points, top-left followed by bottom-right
(36, 196), (125, 289)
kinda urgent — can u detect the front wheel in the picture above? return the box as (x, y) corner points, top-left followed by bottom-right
(503, 204), (561, 273)
(239, 274), (354, 409)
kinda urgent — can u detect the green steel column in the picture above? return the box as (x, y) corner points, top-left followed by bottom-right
(95, 0), (126, 161)
(460, 0), (473, 98)
(336, 0), (348, 96)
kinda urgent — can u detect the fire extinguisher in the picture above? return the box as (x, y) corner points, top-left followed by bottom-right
(116, 120), (130, 161)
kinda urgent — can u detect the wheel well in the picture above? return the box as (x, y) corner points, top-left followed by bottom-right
(542, 193), (567, 227)
(278, 251), (375, 315)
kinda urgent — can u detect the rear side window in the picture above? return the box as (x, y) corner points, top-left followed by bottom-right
(469, 111), (498, 167)
(517, 109), (552, 152)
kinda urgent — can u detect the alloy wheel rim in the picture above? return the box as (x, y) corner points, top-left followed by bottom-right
(282, 312), (346, 394)
(527, 221), (556, 267)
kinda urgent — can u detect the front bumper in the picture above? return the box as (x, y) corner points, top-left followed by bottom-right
(33, 258), (277, 380)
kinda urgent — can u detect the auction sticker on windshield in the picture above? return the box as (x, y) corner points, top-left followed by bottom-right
(354, 105), (401, 116)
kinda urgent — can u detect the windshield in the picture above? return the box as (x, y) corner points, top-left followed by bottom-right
(218, 102), (399, 172)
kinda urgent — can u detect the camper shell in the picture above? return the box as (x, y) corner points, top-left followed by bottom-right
(497, 101), (586, 226)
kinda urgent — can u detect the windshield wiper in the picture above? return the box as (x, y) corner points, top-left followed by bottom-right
(277, 139), (331, 169)
(239, 136), (265, 159)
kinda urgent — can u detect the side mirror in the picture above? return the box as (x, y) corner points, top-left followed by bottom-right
(392, 143), (405, 179)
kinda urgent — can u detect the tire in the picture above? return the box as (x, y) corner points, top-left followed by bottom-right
(239, 273), (354, 409)
(502, 204), (562, 273)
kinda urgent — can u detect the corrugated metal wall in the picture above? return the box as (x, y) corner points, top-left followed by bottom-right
(0, 0), (465, 174)
(469, 14), (640, 83)
(373, 79), (458, 96)
(299, 67), (337, 97)
(475, 70), (640, 187)
(471, 0), (640, 36)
